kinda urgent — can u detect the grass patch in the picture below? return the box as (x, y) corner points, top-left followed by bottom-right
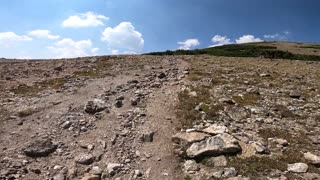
(176, 85), (225, 128)
(146, 43), (320, 61)
(272, 104), (300, 118)
(229, 150), (320, 178)
(232, 93), (260, 106)
(184, 175), (192, 180)
(73, 59), (113, 78)
(258, 128), (311, 150)
(12, 78), (67, 95)
(300, 45), (320, 49)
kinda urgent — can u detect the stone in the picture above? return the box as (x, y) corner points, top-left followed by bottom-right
(62, 121), (71, 129)
(140, 131), (155, 142)
(114, 100), (123, 108)
(304, 152), (320, 165)
(81, 173), (100, 180)
(75, 154), (95, 165)
(30, 168), (41, 174)
(303, 173), (320, 180)
(212, 169), (224, 178)
(116, 96), (124, 101)
(183, 160), (200, 172)
(158, 72), (166, 79)
(223, 167), (237, 177)
(287, 163), (308, 173)
(275, 138), (288, 146)
(107, 163), (123, 175)
(253, 142), (269, 154)
(23, 139), (57, 157)
(134, 170), (143, 177)
(53, 173), (66, 180)
(90, 166), (102, 175)
(186, 133), (241, 158)
(289, 92), (301, 99)
(206, 155), (228, 167)
(84, 99), (107, 114)
(202, 124), (228, 135)
(172, 132), (209, 145)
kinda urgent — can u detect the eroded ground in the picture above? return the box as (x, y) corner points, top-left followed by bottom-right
(0, 55), (320, 180)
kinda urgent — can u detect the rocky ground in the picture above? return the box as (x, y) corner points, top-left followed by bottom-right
(0, 55), (320, 180)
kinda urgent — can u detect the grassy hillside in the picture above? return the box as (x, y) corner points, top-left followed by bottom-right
(146, 42), (320, 61)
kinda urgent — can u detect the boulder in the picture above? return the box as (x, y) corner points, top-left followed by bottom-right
(183, 160), (200, 172)
(202, 124), (228, 135)
(23, 139), (57, 157)
(186, 133), (241, 158)
(140, 131), (155, 142)
(107, 163), (123, 175)
(172, 132), (209, 145)
(84, 99), (107, 114)
(287, 163), (308, 173)
(75, 154), (95, 165)
(304, 152), (320, 165)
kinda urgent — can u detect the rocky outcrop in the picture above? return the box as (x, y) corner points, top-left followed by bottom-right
(186, 133), (241, 158)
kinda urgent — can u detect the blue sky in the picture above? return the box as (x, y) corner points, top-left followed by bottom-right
(0, 0), (318, 58)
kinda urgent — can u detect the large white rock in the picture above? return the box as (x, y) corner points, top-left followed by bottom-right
(287, 163), (308, 173)
(172, 132), (209, 145)
(304, 152), (320, 165)
(186, 133), (241, 158)
(202, 124), (228, 135)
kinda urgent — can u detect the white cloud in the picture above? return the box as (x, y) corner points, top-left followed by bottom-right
(235, 35), (263, 44)
(62, 11), (109, 28)
(111, 49), (137, 55)
(28, 30), (60, 39)
(177, 39), (200, 50)
(264, 34), (280, 39)
(48, 38), (97, 58)
(210, 35), (232, 47)
(102, 22), (144, 53)
(264, 31), (290, 40)
(0, 32), (32, 46)
(91, 48), (99, 54)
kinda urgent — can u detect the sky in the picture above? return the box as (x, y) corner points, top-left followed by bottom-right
(0, 0), (319, 59)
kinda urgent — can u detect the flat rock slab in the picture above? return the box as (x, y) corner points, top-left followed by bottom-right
(75, 154), (95, 165)
(288, 163), (308, 173)
(23, 139), (57, 157)
(172, 132), (210, 145)
(202, 124), (228, 135)
(304, 152), (320, 165)
(186, 133), (241, 158)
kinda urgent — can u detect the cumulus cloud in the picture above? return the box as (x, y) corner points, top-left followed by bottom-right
(178, 39), (200, 50)
(210, 35), (232, 47)
(62, 11), (109, 28)
(28, 30), (60, 39)
(102, 22), (144, 53)
(0, 32), (32, 46)
(235, 35), (263, 44)
(48, 38), (97, 58)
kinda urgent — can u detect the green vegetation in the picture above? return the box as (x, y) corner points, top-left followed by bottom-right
(11, 59), (113, 96)
(232, 93), (260, 106)
(146, 44), (320, 61)
(229, 149), (320, 179)
(184, 175), (192, 180)
(12, 78), (67, 95)
(300, 45), (320, 49)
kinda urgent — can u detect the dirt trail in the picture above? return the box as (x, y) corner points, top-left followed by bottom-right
(0, 56), (190, 180)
